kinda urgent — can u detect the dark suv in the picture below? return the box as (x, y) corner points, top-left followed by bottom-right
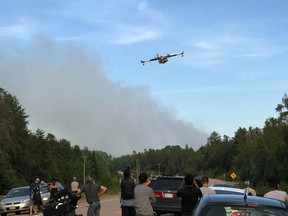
(152, 176), (202, 216)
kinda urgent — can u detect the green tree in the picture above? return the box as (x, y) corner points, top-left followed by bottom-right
(0, 88), (30, 191)
(276, 93), (288, 123)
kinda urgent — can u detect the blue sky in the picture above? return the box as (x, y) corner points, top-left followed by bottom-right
(1, 0), (287, 156)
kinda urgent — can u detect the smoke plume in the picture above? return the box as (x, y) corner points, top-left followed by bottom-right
(0, 38), (208, 156)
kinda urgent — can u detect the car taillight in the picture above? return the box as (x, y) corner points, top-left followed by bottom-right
(154, 192), (164, 198)
(173, 193), (178, 198)
(231, 211), (250, 216)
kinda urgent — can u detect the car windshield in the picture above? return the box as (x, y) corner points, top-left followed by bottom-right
(154, 178), (183, 190)
(200, 204), (288, 216)
(6, 188), (30, 198)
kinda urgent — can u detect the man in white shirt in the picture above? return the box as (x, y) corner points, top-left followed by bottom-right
(244, 180), (256, 196)
(264, 177), (288, 203)
(200, 176), (215, 195)
(71, 177), (79, 193)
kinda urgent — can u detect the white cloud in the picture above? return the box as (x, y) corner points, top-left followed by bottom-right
(110, 26), (161, 44)
(137, 0), (162, 19)
(185, 33), (283, 66)
(0, 18), (37, 38)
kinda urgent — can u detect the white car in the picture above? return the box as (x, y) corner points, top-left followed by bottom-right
(209, 186), (245, 195)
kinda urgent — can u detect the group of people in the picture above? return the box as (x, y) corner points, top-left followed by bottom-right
(177, 175), (288, 216)
(28, 176), (107, 216)
(119, 171), (213, 216)
(29, 177), (63, 215)
(176, 174), (214, 216)
(241, 177), (288, 204)
(28, 173), (288, 216)
(120, 171), (288, 216)
(120, 167), (155, 216)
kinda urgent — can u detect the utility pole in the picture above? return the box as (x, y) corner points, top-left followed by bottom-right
(136, 159), (140, 183)
(158, 163), (161, 176)
(80, 155), (88, 184)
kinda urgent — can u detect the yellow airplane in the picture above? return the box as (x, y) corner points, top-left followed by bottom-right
(141, 51), (184, 65)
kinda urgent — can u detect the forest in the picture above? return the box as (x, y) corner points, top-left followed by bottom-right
(1, 87), (288, 194)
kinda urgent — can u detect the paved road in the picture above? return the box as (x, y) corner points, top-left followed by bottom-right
(16, 195), (122, 216)
(16, 195), (174, 216)
(75, 195), (122, 216)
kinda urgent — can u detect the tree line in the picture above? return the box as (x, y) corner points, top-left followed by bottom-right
(1, 87), (288, 194)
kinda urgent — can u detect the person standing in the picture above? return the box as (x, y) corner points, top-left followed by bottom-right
(77, 176), (107, 216)
(71, 177), (79, 193)
(29, 177), (40, 216)
(244, 180), (256, 196)
(134, 172), (156, 216)
(177, 174), (202, 216)
(264, 177), (288, 202)
(49, 177), (60, 197)
(120, 168), (136, 216)
(200, 176), (215, 196)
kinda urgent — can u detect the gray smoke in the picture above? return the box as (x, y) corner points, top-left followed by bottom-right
(0, 38), (208, 156)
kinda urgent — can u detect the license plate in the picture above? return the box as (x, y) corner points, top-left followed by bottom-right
(164, 193), (173, 198)
(9, 206), (16, 210)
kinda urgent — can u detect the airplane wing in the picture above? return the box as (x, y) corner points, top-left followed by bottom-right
(140, 57), (158, 65)
(167, 51), (184, 58)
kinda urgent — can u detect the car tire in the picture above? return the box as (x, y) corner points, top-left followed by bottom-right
(1, 213), (7, 216)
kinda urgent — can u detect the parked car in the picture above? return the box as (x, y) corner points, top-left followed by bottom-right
(209, 186), (245, 195)
(147, 178), (157, 189)
(0, 186), (30, 216)
(193, 194), (288, 216)
(152, 175), (202, 216)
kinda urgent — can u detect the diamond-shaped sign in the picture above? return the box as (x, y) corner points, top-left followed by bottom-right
(230, 172), (237, 179)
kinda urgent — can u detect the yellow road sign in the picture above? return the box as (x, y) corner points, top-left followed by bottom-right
(230, 172), (237, 179)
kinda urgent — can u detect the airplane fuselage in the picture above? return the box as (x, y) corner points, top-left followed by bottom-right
(158, 57), (168, 64)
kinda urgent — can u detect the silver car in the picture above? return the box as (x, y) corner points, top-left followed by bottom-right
(0, 186), (30, 216)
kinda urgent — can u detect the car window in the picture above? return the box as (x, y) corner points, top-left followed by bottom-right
(153, 178), (183, 190)
(40, 185), (50, 193)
